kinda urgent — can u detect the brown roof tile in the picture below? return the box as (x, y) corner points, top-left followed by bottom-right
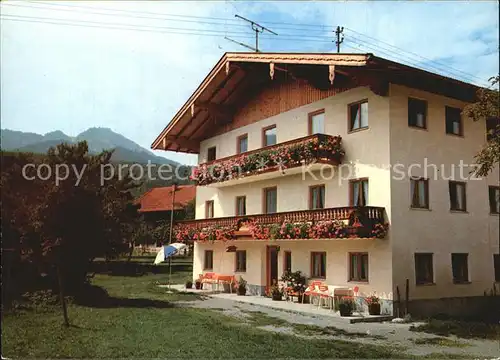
(136, 185), (195, 213)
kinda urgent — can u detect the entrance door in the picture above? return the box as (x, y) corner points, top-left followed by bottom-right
(266, 246), (279, 288)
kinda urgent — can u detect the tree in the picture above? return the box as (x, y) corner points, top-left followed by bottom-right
(1, 142), (140, 317)
(463, 75), (500, 177)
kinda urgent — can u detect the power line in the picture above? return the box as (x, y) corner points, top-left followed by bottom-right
(0, 15), (256, 39)
(4, 2), (336, 34)
(344, 27), (488, 84)
(0, 13), (253, 36)
(345, 36), (488, 86)
(0, 13), (337, 43)
(1, 2), (490, 85)
(23, 0), (244, 23)
(0, 14), (336, 44)
(2, 2), (249, 28)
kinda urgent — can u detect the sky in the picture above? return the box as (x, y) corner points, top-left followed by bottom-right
(1, 1), (499, 165)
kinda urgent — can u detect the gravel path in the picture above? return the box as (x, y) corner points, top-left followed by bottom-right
(178, 296), (499, 358)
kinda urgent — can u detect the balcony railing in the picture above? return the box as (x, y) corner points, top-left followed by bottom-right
(174, 206), (388, 242)
(192, 133), (345, 186)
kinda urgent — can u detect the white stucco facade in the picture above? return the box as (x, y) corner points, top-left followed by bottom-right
(191, 82), (499, 311)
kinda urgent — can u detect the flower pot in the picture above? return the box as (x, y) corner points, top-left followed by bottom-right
(195, 282), (202, 290)
(368, 303), (381, 315)
(185, 282), (193, 289)
(339, 303), (352, 317)
(237, 287), (246, 296)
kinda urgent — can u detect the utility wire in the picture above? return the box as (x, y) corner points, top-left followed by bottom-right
(0, 13), (338, 43)
(4, 2), (336, 34)
(2, 2), (249, 28)
(0, 16), (257, 38)
(344, 27), (489, 84)
(2, 2), (490, 84)
(0, 14), (336, 44)
(0, 13), (253, 35)
(345, 37), (488, 86)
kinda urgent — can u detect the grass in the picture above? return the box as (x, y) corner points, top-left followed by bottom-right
(290, 323), (386, 340)
(409, 319), (500, 340)
(410, 337), (469, 348)
(240, 310), (290, 327)
(239, 311), (386, 340)
(2, 258), (402, 359)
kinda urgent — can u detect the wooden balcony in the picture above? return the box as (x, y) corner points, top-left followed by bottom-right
(174, 206), (388, 241)
(192, 133), (345, 187)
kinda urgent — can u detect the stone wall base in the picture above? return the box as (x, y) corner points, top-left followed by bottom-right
(402, 296), (500, 320)
(247, 284), (266, 296)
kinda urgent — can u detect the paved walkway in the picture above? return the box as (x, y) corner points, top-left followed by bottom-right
(210, 292), (392, 323)
(169, 284), (391, 323)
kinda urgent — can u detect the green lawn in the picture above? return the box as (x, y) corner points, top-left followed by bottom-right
(1, 257), (404, 359)
(409, 318), (500, 340)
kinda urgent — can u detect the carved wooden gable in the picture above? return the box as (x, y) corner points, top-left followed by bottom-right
(213, 78), (349, 136)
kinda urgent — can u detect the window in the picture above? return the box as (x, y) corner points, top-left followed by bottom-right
(263, 187), (277, 214)
(494, 254), (500, 282)
(486, 117), (500, 141)
(411, 178), (429, 209)
(451, 253), (469, 283)
(449, 181), (467, 211)
(349, 253), (369, 282)
(284, 251), (292, 273)
(263, 125), (277, 147)
(235, 250), (247, 272)
(308, 109), (325, 134)
(309, 185), (325, 209)
(415, 253), (434, 285)
(207, 146), (216, 162)
(350, 179), (369, 206)
(489, 186), (500, 214)
(204, 250), (213, 270)
(236, 196), (246, 216)
(205, 200), (214, 219)
(349, 101), (368, 131)
(408, 98), (427, 129)
(445, 106), (463, 136)
(237, 134), (248, 154)
(311, 252), (326, 278)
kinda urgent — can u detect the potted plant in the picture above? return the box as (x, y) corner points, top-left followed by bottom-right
(185, 280), (193, 289)
(365, 295), (381, 315)
(237, 276), (247, 296)
(195, 278), (202, 290)
(281, 270), (307, 302)
(267, 281), (284, 301)
(337, 296), (355, 317)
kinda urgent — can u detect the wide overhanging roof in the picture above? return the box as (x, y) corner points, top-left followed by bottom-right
(152, 52), (479, 153)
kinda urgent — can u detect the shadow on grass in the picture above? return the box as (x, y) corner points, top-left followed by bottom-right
(74, 284), (174, 309)
(90, 260), (192, 277)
